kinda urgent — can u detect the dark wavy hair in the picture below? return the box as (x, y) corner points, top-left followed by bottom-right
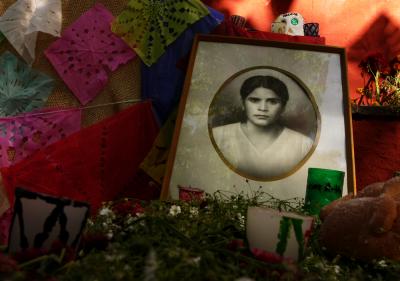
(240, 75), (289, 106)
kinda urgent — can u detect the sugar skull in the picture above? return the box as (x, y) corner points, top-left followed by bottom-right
(271, 12), (304, 36)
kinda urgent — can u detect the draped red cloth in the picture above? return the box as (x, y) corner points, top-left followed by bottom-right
(1, 101), (159, 213)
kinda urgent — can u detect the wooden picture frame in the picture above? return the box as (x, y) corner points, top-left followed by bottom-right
(161, 34), (355, 200)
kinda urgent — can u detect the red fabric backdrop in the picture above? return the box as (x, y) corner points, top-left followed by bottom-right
(1, 102), (159, 213)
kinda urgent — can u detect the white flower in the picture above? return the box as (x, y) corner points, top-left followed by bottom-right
(106, 231), (113, 240)
(377, 260), (388, 268)
(126, 215), (135, 225)
(169, 205), (181, 216)
(333, 265), (341, 274)
(188, 256), (201, 266)
(99, 207), (114, 217)
(237, 212), (245, 227)
(189, 207), (199, 216)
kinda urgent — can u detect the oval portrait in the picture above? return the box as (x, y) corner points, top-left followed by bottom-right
(208, 66), (321, 181)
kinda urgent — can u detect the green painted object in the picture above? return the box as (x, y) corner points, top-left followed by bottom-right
(111, 0), (209, 66)
(276, 217), (306, 259)
(304, 168), (345, 215)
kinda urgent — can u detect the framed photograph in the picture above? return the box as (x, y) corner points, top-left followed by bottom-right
(161, 34), (355, 200)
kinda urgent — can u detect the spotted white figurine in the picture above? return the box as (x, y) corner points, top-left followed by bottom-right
(271, 12), (304, 36)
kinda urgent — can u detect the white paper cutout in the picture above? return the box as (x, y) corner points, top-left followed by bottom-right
(271, 12), (304, 36)
(247, 207), (314, 261)
(0, 0), (62, 65)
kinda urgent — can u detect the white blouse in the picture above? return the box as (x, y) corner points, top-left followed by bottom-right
(212, 123), (313, 179)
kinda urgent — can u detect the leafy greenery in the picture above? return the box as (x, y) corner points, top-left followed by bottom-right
(2, 189), (400, 280)
(353, 53), (400, 107)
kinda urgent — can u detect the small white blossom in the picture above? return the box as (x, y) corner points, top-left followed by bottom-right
(237, 212), (245, 227)
(169, 205), (181, 216)
(377, 260), (388, 268)
(126, 215), (135, 225)
(188, 256), (201, 266)
(106, 231), (114, 240)
(99, 207), (114, 217)
(333, 265), (341, 274)
(189, 207), (199, 216)
(123, 265), (132, 271)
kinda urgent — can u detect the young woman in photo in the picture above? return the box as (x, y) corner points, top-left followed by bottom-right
(212, 75), (313, 179)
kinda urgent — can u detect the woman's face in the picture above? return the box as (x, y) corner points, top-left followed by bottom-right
(243, 87), (285, 127)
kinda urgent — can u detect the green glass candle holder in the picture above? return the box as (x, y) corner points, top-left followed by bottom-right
(304, 168), (345, 215)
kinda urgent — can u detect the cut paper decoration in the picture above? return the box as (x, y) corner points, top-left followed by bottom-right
(0, 51), (54, 116)
(141, 6), (223, 123)
(0, 107), (81, 168)
(0, 0), (62, 65)
(246, 207), (314, 262)
(45, 3), (136, 105)
(112, 0), (210, 66)
(8, 188), (89, 253)
(1, 101), (159, 213)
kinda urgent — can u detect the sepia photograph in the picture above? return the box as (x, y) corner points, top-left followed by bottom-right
(162, 34), (355, 200)
(208, 67), (319, 180)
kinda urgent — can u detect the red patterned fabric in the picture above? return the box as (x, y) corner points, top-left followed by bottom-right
(213, 19), (326, 45)
(1, 101), (159, 213)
